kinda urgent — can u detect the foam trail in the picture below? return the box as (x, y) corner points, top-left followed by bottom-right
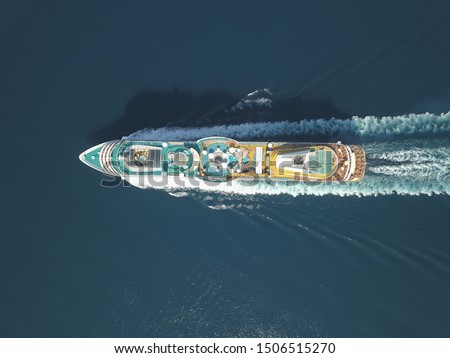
(367, 139), (450, 164)
(127, 112), (450, 141)
(369, 163), (449, 179)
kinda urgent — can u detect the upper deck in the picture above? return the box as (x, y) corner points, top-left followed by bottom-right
(79, 137), (366, 183)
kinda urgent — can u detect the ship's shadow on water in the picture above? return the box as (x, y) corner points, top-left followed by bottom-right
(88, 88), (348, 144)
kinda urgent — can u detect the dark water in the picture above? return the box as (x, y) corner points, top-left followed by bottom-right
(1, 0), (450, 337)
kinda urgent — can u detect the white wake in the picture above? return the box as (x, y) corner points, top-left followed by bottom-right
(127, 112), (450, 141)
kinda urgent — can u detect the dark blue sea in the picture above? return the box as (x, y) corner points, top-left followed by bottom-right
(1, 0), (450, 337)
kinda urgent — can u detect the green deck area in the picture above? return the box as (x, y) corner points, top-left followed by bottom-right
(308, 150), (333, 175)
(83, 145), (103, 171)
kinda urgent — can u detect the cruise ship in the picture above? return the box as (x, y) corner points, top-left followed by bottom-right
(79, 137), (366, 188)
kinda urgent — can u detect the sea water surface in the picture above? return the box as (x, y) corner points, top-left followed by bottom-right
(1, 0), (450, 337)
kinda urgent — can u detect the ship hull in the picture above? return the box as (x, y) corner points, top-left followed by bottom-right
(79, 137), (366, 189)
